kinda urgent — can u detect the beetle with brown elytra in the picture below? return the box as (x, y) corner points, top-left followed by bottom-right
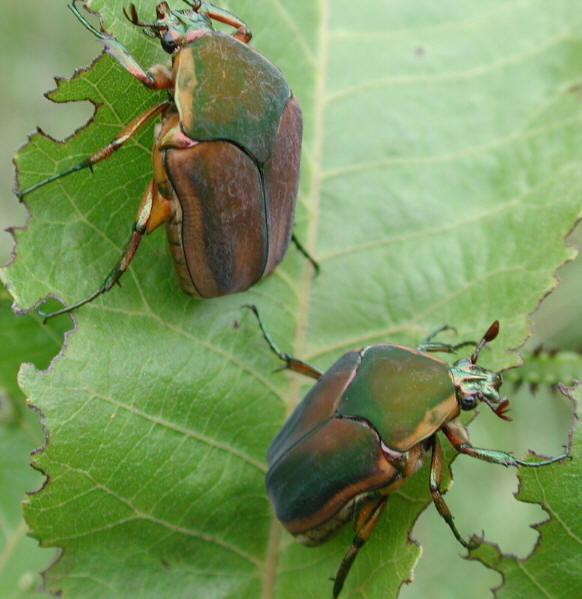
(17, 1), (317, 320)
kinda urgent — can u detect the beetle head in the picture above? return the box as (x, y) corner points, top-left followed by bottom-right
(124, 1), (213, 54)
(449, 321), (512, 421)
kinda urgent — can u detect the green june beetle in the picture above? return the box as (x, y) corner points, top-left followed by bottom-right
(17, 1), (316, 320)
(245, 306), (569, 597)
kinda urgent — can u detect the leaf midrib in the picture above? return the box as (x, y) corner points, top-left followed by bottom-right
(261, 0), (330, 596)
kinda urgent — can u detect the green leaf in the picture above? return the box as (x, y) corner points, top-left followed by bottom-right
(0, 288), (67, 402)
(0, 288), (64, 598)
(2, 1), (581, 598)
(468, 384), (581, 599)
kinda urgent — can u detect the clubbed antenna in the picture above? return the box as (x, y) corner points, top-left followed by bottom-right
(470, 320), (499, 364)
(482, 396), (512, 421)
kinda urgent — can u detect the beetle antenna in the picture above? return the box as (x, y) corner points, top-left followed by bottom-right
(470, 320), (500, 364)
(182, 0), (202, 10)
(482, 396), (512, 421)
(495, 398), (512, 421)
(123, 4), (159, 29)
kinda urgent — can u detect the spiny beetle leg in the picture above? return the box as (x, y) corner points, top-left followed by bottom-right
(417, 324), (475, 354)
(456, 445), (570, 468)
(70, 1), (173, 90)
(244, 304), (322, 380)
(429, 435), (480, 550)
(205, 3), (253, 43)
(39, 224), (145, 322)
(69, 0), (109, 40)
(332, 496), (387, 598)
(418, 340), (476, 354)
(443, 420), (570, 467)
(421, 324), (456, 345)
(38, 179), (162, 321)
(291, 233), (320, 274)
(17, 101), (169, 199)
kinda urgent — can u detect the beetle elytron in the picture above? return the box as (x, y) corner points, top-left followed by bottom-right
(17, 1), (316, 320)
(246, 306), (569, 597)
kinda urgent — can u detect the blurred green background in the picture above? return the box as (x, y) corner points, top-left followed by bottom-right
(0, 2), (579, 598)
(0, 3), (99, 265)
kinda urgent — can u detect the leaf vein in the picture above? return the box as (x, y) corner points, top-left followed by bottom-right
(321, 115), (582, 180)
(329, 1), (521, 41)
(326, 29), (571, 104)
(532, 468), (582, 545)
(75, 386), (267, 473)
(306, 265), (527, 360)
(269, 0), (317, 67)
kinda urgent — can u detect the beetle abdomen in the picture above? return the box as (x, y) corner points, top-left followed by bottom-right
(165, 141), (268, 297)
(295, 499), (358, 546)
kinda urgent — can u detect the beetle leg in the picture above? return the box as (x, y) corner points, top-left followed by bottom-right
(69, 1), (173, 89)
(244, 305), (323, 379)
(428, 435), (480, 550)
(203, 3), (253, 43)
(443, 420), (570, 467)
(421, 324), (457, 344)
(291, 233), (320, 274)
(39, 180), (167, 321)
(332, 496), (387, 598)
(418, 340), (476, 354)
(17, 101), (170, 199)
(417, 325), (475, 354)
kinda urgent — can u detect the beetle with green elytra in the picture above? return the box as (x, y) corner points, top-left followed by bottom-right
(245, 306), (570, 597)
(17, 0), (317, 320)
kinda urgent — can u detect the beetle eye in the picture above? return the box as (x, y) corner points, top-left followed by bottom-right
(161, 32), (179, 53)
(460, 394), (478, 411)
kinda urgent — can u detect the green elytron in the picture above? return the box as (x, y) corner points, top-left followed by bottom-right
(18, 1), (315, 320)
(246, 307), (569, 597)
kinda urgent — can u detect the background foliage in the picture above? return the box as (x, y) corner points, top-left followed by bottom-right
(1, 1), (581, 598)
